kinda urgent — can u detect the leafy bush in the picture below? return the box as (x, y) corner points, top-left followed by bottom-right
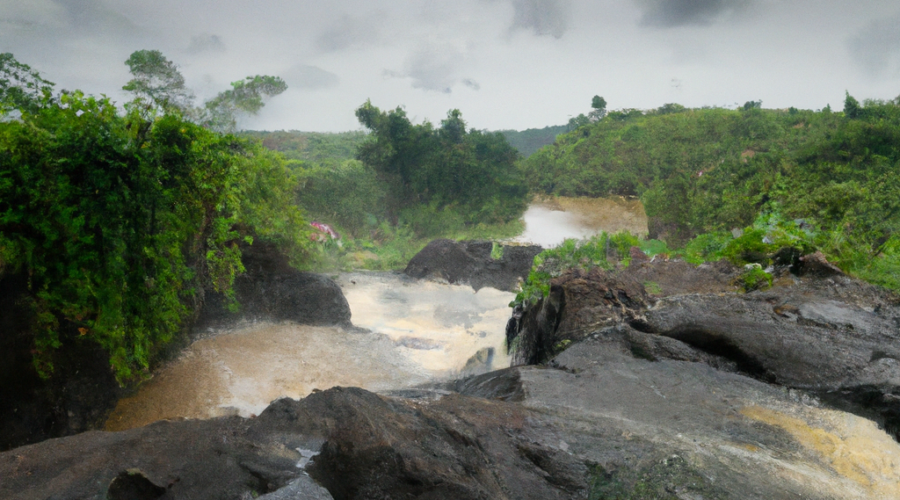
(0, 91), (309, 383)
(738, 265), (773, 292)
(514, 235), (612, 306)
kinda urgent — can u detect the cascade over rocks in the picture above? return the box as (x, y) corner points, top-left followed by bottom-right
(4, 251), (900, 498)
(404, 239), (543, 292)
(5, 326), (900, 499)
(0, 242), (353, 451)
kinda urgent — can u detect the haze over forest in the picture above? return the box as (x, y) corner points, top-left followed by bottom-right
(2, 0), (900, 132)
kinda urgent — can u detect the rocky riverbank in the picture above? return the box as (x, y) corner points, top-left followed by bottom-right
(2, 244), (900, 498)
(0, 242), (352, 451)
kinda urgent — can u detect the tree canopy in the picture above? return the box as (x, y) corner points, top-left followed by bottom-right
(355, 101), (528, 226)
(122, 50), (287, 133)
(0, 53), (54, 115)
(123, 50), (194, 112)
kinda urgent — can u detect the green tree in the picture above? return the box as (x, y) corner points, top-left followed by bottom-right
(354, 101), (527, 228)
(202, 75), (288, 133)
(123, 50), (194, 112)
(589, 95), (607, 121)
(843, 92), (862, 119)
(0, 53), (54, 115)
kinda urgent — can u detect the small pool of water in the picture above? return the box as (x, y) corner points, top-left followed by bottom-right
(512, 196), (648, 248)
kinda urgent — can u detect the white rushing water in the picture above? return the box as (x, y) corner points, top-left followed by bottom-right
(106, 272), (514, 431)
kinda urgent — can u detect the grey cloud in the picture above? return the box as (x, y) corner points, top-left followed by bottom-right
(54, 0), (139, 36)
(315, 14), (381, 52)
(386, 45), (474, 93)
(462, 78), (481, 91)
(187, 34), (226, 54)
(637, 0), (750, 28)
(286, 65), (340, 90)
(509, 0), (571, 38)
(848, 13), (900, 78)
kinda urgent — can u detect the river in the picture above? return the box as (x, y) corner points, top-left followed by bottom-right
(105, 197), (647, 431)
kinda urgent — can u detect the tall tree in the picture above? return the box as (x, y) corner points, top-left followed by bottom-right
(123, 50), (194, 112)
(589, 95), (607, 121)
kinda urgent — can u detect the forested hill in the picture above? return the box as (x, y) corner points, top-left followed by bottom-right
(497, 124), (568, 157)
(521, 97), (900, 290)
(239, 130), (366, 163)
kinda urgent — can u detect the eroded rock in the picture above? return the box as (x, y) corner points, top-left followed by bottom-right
(404, 239), (542, 292)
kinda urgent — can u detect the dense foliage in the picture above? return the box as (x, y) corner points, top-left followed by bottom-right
(0, 55), (307, 383)
(521, 96), (900, 290)
(240, 130), (367, 163)
(355, 101), (529, 228)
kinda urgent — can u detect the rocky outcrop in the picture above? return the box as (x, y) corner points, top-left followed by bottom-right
(638, 285), (900, 439)
(195, 242), (352, 331)
(404, 239), (543, 292)
(508, 258), (900, 441)
(506, 260), (741, 365)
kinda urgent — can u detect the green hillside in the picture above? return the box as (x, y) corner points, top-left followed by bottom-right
(498, 124), (568, 157)
(520, 97), (900, 290)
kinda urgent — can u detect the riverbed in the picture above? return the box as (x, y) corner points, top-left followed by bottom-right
(105, 197), (648, 431)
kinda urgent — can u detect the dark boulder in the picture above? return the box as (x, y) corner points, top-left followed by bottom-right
(640, 286), (900, 439)
(506, 261), (740, 365)
(194, 242), (352, 331)
(0, 272), (123, 452)
(508, 259), (900, 441)
(404, 239), (542, 292)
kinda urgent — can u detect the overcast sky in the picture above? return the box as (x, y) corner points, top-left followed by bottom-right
(2, 0), (899, 132)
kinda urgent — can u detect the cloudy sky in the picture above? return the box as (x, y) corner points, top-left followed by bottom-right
(2, 0), (899, 131)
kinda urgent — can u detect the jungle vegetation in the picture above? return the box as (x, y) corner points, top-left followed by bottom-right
(0, 52), (307, 383)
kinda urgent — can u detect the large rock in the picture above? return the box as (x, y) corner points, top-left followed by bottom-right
(638, 283), (900, 439)
(508, 259), (900, 441)
(404, 239), (543, 292)
(194, 242), (352, 331)
(4, 329), (899, 499)
(506, 260), (741, 365)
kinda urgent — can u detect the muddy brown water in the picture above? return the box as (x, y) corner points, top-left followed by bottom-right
(105, 273), (514, 431)
(512, 196), (648, 248)
(105, 197), (649, 431)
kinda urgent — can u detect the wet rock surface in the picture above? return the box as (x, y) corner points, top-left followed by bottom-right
(404, 239), (543, 292)
(5, 326), (900, 499)
(508, 259), (900, 441)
